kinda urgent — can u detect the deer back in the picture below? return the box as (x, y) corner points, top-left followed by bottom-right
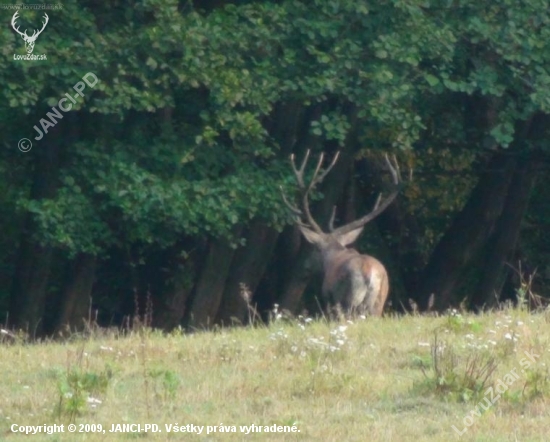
(321, 247), (388, 316)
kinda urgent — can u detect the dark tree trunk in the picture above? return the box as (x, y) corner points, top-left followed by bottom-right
(277, 238), (317, 314)
(216, 221), (279, 325)
(416, 153), (516, 311)
(470, 113), (550, 308)
(256, 102), (315, 314)
(153, 256), (196, 331)
(357, 155), (422, 310)
(9, 240), (53, 336)
(9, 112), (82, 336)
(377, 201), (424, 310)
(186, 231), (241, 330)
(255, 224), (304, 318)
(55, 254), (97, 334)
(9, 139), (61, 335)
(267, 101), (304, 155)
(470, 157), (535, 309)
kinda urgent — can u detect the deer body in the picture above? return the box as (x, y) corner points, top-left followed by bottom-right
(322, 247), (389, 316)
(282, 150), (401, 317)
(299, 226), (390, 316)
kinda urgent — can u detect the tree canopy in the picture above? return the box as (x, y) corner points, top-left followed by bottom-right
(1, 0), (549, 335)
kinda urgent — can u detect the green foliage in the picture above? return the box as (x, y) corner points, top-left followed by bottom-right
(2, 0), (550, 325)
(56, 364), (112, 421)
(146, 368), (181, 402)
(444, 310), (483, 334)
(4, 0), (550, 252)
(521, 365), (550, 400)
(416, 332), (498, 403)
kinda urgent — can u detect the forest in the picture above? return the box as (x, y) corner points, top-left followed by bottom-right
(1, 0), (550, 337)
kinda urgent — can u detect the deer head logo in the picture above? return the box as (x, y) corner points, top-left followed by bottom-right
(11, 11), (49, 55)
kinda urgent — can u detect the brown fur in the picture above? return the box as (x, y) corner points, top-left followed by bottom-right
(319, 243), (389, 316)
(361, 256), (389, 316)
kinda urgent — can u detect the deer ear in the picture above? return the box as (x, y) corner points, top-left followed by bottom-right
(336, 226), (364, 246)
(298, 226), (324, 245)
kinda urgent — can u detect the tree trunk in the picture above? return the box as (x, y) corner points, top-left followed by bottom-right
(254, 223), (304, 318)
(277, 240), (318, 314)
(152, 255), (196, 331)
(469, 113), (550, 308)
(9, 240), (53, 336)
(357, 155), (420, 310)
(55, 254), (97, 334)
(216, 221), (279, 325)
(377, 200), (424, 310)
(186, 231), (241, 330)
(470, 157), (535, 309)
(9, 112), (82, 336)
(416, 153), (516, 311)
(9, 139), (61, 335)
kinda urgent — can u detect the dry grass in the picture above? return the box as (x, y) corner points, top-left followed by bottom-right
(1, 308), (550, 441)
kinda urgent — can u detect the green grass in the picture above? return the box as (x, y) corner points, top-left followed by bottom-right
(1, 308), (550, 441)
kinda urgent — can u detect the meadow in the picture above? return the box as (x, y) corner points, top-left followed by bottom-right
(1, 307), (549, 441)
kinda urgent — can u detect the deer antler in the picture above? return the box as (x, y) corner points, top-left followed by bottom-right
(34, 13), (49, 38)
(11, 12), (48, 53)
(331, 154), (401, 236)
(11, 12), (25, 38)
(11, 12), (49, 38)
(328, 205), (337, 232)
(281, 150), (340, 234)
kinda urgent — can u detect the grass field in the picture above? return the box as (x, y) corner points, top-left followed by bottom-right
(1, 308), (549, 441)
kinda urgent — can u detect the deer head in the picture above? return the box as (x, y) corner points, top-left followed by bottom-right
(281, 150), (401, 316)
(11, 12), (49, 55)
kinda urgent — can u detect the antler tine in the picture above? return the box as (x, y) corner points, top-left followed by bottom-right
(289, 149), (311, 188)
(11, 11), (24, 36)
(331, 153), (403, 236)
(306, 152), (325, 192)
(371, 154), (400, 212)
(310, 151), (340, 190)
(384, 153), (401, 185)
(372, 193), (382, 211)
(38, 14), (49, 34)
(285, 151), (323, 232)
(297, 149), (311, 175)
(285, 150), (342, 235)
(309, 151), (340, 232)
(328, 205), (337, 232)
(280, 185), (303, 217)
(301, 151), (341, 234)
(11, 12), (49, 50)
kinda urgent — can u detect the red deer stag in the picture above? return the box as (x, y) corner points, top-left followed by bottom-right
(282, 151), (401, 316)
